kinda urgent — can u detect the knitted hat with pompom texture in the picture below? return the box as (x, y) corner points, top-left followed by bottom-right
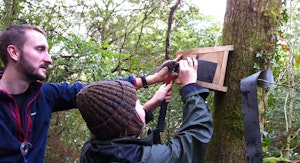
(76, 80), (144, 140)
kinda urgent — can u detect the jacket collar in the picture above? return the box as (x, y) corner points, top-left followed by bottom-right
(0, 71), (43, 98)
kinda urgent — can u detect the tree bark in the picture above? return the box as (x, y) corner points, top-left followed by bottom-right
(205, 0), (281, 162)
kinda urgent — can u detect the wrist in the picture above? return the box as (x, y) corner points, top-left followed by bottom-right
(146, 74), (156, 85)
(144, 97), (160, 113)
(141, 75), (149, 88)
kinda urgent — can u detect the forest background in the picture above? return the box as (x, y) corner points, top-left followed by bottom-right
(0, 0), (299, 162)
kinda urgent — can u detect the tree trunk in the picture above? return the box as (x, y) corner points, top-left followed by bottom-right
(205, 0), (281, 162)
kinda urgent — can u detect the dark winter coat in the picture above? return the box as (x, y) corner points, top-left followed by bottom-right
(80, 83), (213, 163)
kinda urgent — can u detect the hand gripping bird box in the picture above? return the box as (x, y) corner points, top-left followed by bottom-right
(176, 45), (233, 92)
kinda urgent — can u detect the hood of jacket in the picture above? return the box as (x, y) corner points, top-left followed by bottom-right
(80, 134), (154, 163)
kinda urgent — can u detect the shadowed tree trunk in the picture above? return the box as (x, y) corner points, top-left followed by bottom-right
(205, 0), (282, 162)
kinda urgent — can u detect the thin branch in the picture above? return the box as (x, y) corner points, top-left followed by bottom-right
(165, 0), (181, 60)
(290, 127), (300, 142)
(257, 79), (300, 92)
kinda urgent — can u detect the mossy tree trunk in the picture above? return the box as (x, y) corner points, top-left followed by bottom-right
(205, 0), (281, 162)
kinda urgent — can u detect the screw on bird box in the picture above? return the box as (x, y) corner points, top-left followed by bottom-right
(176, 45), (233, 92)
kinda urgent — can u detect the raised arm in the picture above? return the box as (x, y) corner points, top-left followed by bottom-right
(135, 54), (182, 89)
(143, 83), (172, 114)
(140, 58), (213, 163)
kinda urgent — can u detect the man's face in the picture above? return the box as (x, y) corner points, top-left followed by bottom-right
(18, 30), (52, 81)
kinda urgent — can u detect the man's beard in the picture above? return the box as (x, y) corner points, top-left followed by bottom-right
(19, 52), (46, 81)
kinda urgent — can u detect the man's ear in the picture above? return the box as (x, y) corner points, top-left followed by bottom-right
(7, 45), (20, 62)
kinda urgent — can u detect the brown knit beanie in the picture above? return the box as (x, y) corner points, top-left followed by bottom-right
(76, 80), (144, 140)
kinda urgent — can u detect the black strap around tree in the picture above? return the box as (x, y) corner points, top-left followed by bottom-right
(240, 69), (274, 163)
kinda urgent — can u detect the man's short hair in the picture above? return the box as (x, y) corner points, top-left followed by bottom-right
(0, 24), (46, 67)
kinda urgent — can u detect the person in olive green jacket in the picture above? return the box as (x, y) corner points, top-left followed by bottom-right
(76, 57), (213, 163)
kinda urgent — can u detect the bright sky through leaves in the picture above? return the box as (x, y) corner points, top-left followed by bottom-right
(192, 0), (227, 22)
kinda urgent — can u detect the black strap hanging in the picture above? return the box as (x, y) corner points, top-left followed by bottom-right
(240, 69), (274, 163)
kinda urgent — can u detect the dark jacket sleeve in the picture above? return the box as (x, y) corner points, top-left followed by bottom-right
(43, 76), (135, 112)
(113, 76), (136, 86)
(140, 83), (213, 163)
(42, 82), (86, 112)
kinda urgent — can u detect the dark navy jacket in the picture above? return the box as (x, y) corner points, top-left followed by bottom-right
(0, 75), (135, 163)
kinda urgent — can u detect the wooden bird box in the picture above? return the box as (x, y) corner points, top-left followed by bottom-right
(176, 45), (233, 92)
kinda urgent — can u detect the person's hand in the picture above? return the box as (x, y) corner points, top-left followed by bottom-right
(143, 83), (172, 113)
(153, 83), (172, 103)
(149, 54), (183, 84)
(178, 57), (198, 86)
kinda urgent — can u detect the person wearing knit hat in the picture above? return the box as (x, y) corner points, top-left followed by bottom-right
(77, 80), (146, 140)
(79, 57), (213, 163)
(77, 79), (173, 140)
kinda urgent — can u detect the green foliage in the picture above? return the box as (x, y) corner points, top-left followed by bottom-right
(0, 0), (222, 161)
(0, 0), (24, 27)
(46, 110), (88, 162)
(263, 87), (300, 160)
(263, 157), (291, 163)
(262, 0), (300, 160)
